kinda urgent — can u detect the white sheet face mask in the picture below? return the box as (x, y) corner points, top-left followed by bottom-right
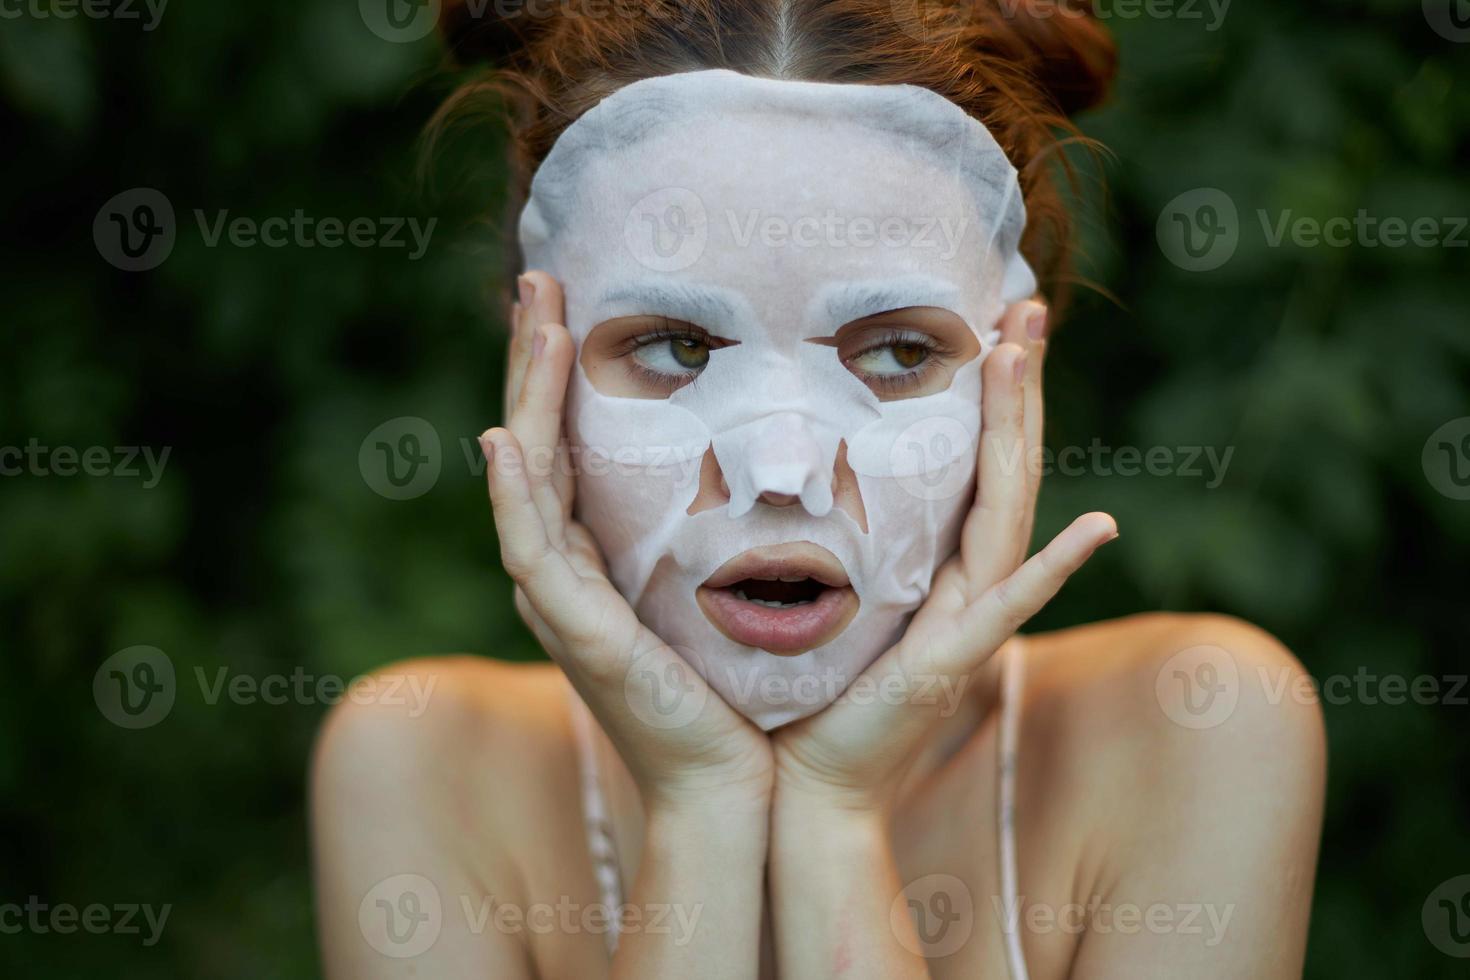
(519, 70), (1035, 729)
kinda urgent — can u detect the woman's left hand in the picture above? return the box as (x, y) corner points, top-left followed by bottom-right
(770, 298), (1117, 816)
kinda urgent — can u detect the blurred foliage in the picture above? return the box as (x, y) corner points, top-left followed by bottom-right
(0, 0), (1466, 976)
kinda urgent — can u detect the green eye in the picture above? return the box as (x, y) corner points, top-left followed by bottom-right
(670, 337), (710, 369)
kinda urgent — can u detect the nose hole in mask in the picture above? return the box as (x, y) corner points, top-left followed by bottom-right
(833, 440), (869, 533)
(687, 440), (869, 532)
(686, 447), (729, 516)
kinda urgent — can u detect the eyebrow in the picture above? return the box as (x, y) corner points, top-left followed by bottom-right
(598, 281), (742, 327)
(815, 278), (964, 327)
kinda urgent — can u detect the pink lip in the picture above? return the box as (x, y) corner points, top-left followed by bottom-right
(696, 542), (860, 657)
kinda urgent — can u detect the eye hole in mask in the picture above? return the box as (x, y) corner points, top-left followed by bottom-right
(582, 306), (979, 401)
(580, 315), (738, 399)
(812, 306), (981, 401)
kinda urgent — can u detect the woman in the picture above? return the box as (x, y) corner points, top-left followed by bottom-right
(312, 2), (1326, 977)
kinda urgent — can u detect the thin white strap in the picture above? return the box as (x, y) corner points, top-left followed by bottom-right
(566, 684), (625, 954)
(998, 638), (1030, 980)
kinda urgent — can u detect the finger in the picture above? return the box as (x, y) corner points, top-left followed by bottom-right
(480, 428), (592, 643)
(504, 270), (560, 416)
(502, 294), (528, 422)
(932, 512), (1116, 675)
(960, 341), (1028, 591)
(996, 299), (1044, 350)
(998, 300), (1048, 538)
(508, 321), (576, 535)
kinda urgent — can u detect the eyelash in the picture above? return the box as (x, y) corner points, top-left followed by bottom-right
(844, 329), (952, 393)
(617, 323), (716, 391)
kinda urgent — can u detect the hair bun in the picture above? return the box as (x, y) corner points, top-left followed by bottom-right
(985, 0), (1118, 115)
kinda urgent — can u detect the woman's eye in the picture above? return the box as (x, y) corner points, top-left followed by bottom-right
(850, 341), (930, 375)
(632, 335), (712, 375)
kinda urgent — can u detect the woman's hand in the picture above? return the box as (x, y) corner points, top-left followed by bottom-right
(482, 271), (773, 815)
(771, 298), (1117, 813)
(766, 299), (1114, 978)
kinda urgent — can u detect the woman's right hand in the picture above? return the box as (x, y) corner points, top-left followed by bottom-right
(482, 270), (773, 815)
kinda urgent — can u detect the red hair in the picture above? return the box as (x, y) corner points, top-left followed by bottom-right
(431, 0), (1116, 303)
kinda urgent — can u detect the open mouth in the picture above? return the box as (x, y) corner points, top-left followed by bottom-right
(695, 542), (859, 656)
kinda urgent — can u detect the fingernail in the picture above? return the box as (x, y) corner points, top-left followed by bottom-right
(510, 301), (522, 332)
(1026, 307), (1048, 342)
(517, 274), (535, 308)
(532, 325), (546, 359)
(1012, 353), (1028, 385)
(478, 432), (495, 461)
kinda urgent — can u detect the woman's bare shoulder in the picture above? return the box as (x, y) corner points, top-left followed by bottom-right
(310, 656), (578, 871)
(1016, 612), (1326, 877)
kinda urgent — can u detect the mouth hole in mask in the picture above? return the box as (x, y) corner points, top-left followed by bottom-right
(729, 577), (826, 606)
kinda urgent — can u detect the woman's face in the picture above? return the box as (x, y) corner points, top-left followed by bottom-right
(518, 71), (1031, 728)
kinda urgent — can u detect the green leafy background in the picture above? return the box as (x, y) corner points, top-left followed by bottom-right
(1, 1), (1466, 976)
